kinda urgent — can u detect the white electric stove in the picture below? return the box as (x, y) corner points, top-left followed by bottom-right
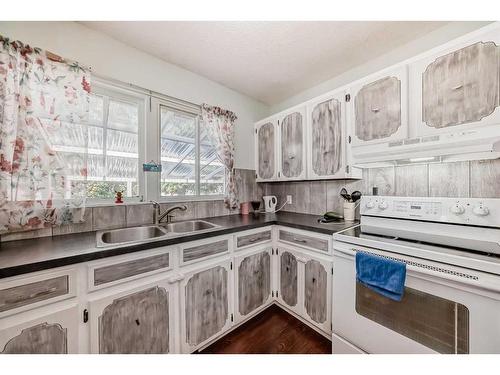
(332, 196), (500, 354)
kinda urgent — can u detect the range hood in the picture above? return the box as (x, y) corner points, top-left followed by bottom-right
(353, 130), (500, 167)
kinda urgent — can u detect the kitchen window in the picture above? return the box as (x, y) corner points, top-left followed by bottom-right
(158, 104), (225, 199)
(83, 84), (146, 201)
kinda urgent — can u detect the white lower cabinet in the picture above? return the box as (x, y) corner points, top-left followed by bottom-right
(88, 276), (177, 354)
(0, 302), (79, 354)
(302, 254), (332, 334)
(179, 259), (233, 353)
(234, 246), (273, 324)
(276, 246), (332, 335)
(277, 247), (304, 316)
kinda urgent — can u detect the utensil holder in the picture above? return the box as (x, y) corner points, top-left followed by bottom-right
(343, 202), (358, 221)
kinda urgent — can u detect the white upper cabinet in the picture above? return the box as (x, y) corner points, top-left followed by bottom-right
(349, 65), (409, 147)
(306, 90), (361, 179)
(255, 118), (278, 181)
(278, 106), (307, 180)
(410, 27), (500, 137)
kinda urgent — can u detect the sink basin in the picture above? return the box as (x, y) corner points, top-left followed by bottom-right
(97, 225), (168, 246)
(163, 220), (219, 233)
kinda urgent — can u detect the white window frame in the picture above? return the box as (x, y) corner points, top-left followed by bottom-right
(149, 97), (225, 203)
(84, 79), (148, 206)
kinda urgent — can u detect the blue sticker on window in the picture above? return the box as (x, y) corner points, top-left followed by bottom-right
(143, 161), (162, 172)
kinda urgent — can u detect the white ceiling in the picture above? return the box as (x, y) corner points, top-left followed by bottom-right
(81, 21), (448, 105)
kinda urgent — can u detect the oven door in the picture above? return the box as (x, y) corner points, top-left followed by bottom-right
(332, 243), (500, 354)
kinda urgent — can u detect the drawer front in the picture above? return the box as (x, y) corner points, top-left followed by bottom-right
(183, 240), (229, 263)
(94, 253), (170, 286)
(279, 230), (329, 252)
(236, 230), (272, 248)
(0, 276), (69, 313)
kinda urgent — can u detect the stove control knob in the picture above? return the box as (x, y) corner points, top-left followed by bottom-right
(472, 204), (489, 217)
(378, 201), (388, 210)
(450, 203), (465, 215)
(365, 201), (374, 209)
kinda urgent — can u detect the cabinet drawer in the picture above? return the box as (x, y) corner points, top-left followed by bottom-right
(236, 230), (272, 248)
(94, 253), (170, 287)
(279, 230), (329, 253)
(183, 239), (229, 263)
(0, 276), (69, 314)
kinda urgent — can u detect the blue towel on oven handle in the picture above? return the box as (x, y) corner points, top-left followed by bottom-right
(355, 251), (407, 302)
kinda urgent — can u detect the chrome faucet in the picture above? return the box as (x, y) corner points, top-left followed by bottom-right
(150, 201), (187, 224)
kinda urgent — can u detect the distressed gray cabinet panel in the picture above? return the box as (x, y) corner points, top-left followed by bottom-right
(238, 251), (271, 316)
(0, 276), (68, 313)
(279, 230), (329, 252)
(257, 122), (275, 179)
(99, 287), (169, 354)
(183, 240), (228, 263)
(355, 76), (402, 141)
(423, 41), (500, 129)
(304, 260), (327, 324)
(185, 266), (228, 346)
(311, 99), (342, 176)
(236, 230), (272, 248)
(1, 323), (67, 354)
(94, 253), (169, 286)
(281, 112), (304, 178)
(280, 251), (298, 307)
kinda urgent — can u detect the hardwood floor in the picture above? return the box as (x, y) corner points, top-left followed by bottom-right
(198, 304), (332, 354)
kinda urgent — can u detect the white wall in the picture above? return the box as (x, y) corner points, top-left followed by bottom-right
(0, 21), (269, 169)
(269, 21), (492, 113)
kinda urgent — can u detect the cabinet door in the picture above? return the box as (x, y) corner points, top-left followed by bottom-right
(279, 108), (306, 179)
(277, 248), (303, 316)
(0, 304), (79, 354)
(350, 65), (408, 147)
(89, 279), (175, 354)
(303, 256), (332, 334)
(255, 120), (277, 181)
(180, 260), (233, 353)
(307, 92), (345, 179)
(410, 28), (500, 136)
(234, 247), (272, 323)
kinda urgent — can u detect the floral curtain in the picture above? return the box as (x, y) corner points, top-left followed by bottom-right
(0, 35), (91, 232)
(201, 104), (238, 209)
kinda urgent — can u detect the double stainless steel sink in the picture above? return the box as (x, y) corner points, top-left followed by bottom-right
(96, 220), (220, 247)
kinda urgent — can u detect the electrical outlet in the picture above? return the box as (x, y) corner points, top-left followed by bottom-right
(286, 195), (292, 204)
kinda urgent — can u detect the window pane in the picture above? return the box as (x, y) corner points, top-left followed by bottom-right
(160, 106), (197, 197)
(108, 99), (139, 132)
(199, 124), (225, 196)
(89, 94), (104, 126)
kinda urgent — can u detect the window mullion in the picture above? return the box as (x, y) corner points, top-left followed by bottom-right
(102, 96), (110, 184)
(195, 115), (201, 196)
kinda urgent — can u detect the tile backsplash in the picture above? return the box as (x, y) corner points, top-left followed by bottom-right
(263, 159), (500, 216)
(0, 168), (261, 242)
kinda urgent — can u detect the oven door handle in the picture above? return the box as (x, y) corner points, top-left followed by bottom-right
(334, 247), (500, 294)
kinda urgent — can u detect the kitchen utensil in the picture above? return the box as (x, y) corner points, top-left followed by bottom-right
(340, 188), (351, 202)
(263, 195), (277, 213)
(318, 211), (344, 223)
(351, 191), (362, 202)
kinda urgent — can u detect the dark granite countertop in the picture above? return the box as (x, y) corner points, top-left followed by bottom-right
(0, 212), (357, 279)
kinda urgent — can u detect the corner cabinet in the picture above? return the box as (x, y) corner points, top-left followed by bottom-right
(254, 107), (307, 182)
(277, 247), (303, 316)
(410, 28), (500, 137)
(88, 277), (176, 354)
(278, 107), (307, 180)
(179, 260), (233, 353)
(306, 90), (362, 179)
(234, 247), (273, 323)
(255, 119), (278, 181)
(349, 65), (409, 147)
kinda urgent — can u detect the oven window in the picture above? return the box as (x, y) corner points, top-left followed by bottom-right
(355, 282), (469, 354)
